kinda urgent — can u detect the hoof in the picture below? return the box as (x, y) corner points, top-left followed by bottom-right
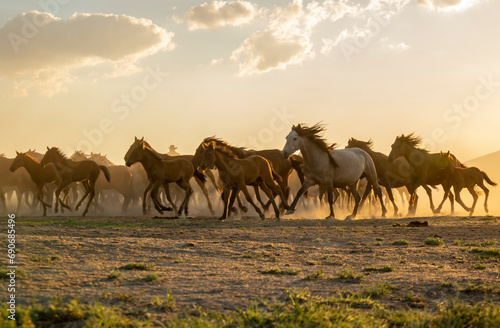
(241, 206), (248, 213)
(218, 217), (226, 221)
(285, 209), (294, 215)
(345, 215), (354, 221)
(231, 207), (238, 214)
(259, 213), (266, 220)
(325, 216), (335, 220)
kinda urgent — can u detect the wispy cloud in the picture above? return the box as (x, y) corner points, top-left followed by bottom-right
(417, 0), (482, 12)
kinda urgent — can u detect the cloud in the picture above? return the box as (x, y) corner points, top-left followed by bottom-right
(417, 0), (481, 12)
(0, 11), (173, 96)
(380, 37), (410, 51)
(181, 1), (260, 30)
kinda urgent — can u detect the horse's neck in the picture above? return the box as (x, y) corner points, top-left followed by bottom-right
(300, 138), (331, 170)
(21, 157), (42, 178)
(213, 151), (235, 173)
(140, 150), (160, 173)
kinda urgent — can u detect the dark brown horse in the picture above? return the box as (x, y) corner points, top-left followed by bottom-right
(346, 138), (413, 216)
(125, 137), (215, 215)
(125, 142), (193, 216)
(9, 152), (68, 216)
(388, 134), (457, 216)
(437, 151), (497, 216)
(198, 140), (288, 221)
(41, 147), (110, 217)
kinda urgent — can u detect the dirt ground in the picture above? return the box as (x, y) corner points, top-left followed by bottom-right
(4, 214), (500, 322)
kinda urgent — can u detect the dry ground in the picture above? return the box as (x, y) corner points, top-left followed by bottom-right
(2, 214), (500, 325)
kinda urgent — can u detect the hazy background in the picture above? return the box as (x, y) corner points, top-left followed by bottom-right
(0, 0), (498, 215)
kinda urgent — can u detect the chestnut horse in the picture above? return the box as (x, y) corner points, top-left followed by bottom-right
(41, 147), (110, 217)
(198, 140), (288, 221)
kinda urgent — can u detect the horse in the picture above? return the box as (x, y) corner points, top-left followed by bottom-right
(124, 137), (215, 215)
(88, 153), (136, 213)
(388, 133), (461, 216)
(9, 152), (69, 216)
(0, 154), (37, 214)
(192, 137), (306, 212)
(437, 151), (497, 216)
(197, 140), (288, 221)
(282, 123), (387, 220)
(125, 142), (193, 216)
(40, 147), (110, 217)
(346, 138), (413, 216)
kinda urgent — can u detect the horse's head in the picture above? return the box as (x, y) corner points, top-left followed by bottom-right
(125, 141), (145, 167)
(41, 147), (63, 166)
(436, 151), (452, 169)
(282, 125), (303, 159)
(198, 141), (216, 172)
(346, 138), (373, 151)
(10, 151), (26, 172)
(124, 136), (147, 163)
(389, 133), (423, 163)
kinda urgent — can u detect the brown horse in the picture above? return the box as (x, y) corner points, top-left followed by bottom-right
(437, 151), (497, 216)
(9, 152), (68, 216)
(198, 140), (288, 221)
(125, 142), (193, 216)
(125, 137), (215, 215)
(346, 138), (413, 216)
(193, 137), (306, 211)
(388, 134), (458, 216)
(0, 154), (36, 214)
(88, 153), (136, 212)
(40, 147), (110, 217)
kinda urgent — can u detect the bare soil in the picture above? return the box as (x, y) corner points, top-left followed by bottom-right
(4, 215), (500, 322)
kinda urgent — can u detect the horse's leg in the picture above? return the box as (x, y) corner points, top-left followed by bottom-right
(372, 184), (387, 218)
(257, 182), (280, 220)
(176, 180), (193, 217)
(36, 184), (49, 217)
(142, 182), (154, 215)
(385, 186), (399, 217)
(357, 183), (372, 213)
(346, 183), (361, 220)
(15, 191), (24, 215)
(421, 185), (436, 214)
(480, 183), (490, 214)
(226, 187), (239, 216)
(75, 181), (90, 212)
(325, 188), (336, 220)
(219, 187), (232, 221)
(453, 186), (471, 213)
(235, 193), (248, 213)
(54, 180), (71, 214)
(151, 181), (167, 215)
(253, 185), (268, 212)
(239, 183), (265, 220)
(0, 187), (7, 213)
(162, 183), (178, 214)
(82, 180), (97, 217)
(206, 169), (222, 194)
(465, 185), (479, 216)
(194, 176), (215, 216)
(286, 178), (315, 215)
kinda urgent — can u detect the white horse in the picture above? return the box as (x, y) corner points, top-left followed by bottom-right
(281, 124), (387, 220)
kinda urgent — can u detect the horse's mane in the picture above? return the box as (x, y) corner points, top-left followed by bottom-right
(18, 152), (40, 163)
(348, 138), (373, 150)
(292, 123), (338, 167)
(50, 147), (69, 160)
(203, 137), (246, 158)
(143, 145), (164, 161)
(396, 133), (429, 154)
(210, 142), (239, 159)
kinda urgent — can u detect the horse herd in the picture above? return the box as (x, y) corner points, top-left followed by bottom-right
(1, 124), (496, 220)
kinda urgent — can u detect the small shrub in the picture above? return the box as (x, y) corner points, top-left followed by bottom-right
(471, 263), (487, 270)
(391, 239), (409, 246)
(259, 267), (301, 275)
(107, 270), (122, 280)
(121, 263), (155, 270)
(363, 281), (396, 298)
(424, 237), (444, 246)
(304, 270), (324, 280)
(336, 268), (363, 280)
(144, 273), (159, 282)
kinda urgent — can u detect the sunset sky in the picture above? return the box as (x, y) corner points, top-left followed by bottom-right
(1, 0), (499, 164)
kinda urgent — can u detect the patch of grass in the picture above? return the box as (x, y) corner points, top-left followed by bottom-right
(453, 239), (465, 246)
(144, 273), (159, 282)
(391, 239), (409, 246)
(312, 237), (323, 242)
(363, 265), (394, 273)
(304, 270), (324, 280)
(306, 260), (317, 266)
(470, 248), (500, 258)
(107, 270), (122, 280)
(481, 240), (496, 247)
(461, 282), (499, 294)
(336, 268), (363, 281)
(403, 293), (425, 302)
(241, 252), (253, 259)
(424, 237), (444, 246)
(152, 290), (175, 310)
(120, 262), (155, 270)
(373, 242), (382, 246)
(0, 267), (27, 280)
(374, 237), (385, 241)
(347, 241), (359, 245)
(335, 228), (345, 234)
(259, 267), (301, 276)
(172, 258), (185, 263)
(363, 281), (396, 298)
(471, 263), (487, 270)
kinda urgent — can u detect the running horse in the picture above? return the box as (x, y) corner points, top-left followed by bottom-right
(40, 147), (110, 217)
(282, 123), (387, 220)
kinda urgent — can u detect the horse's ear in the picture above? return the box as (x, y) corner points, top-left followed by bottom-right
(16, 151), (19, 155)
(47, 146), (50, 150)
(447, 151), (450, 156)
(135, 136), (138, 141)
(140, 137), (144, 141)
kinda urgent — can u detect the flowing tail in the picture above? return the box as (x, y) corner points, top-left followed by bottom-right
(99, 166), (111, 182)
(194, 170), (207, 184)
(482, 171), (497, 186)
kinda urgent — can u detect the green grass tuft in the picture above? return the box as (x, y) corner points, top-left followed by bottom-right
(336, 268), (364, 280)
(391, 239), (409, 246)
(424, 237), (444, 246)
(120, 262), (155, 270)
